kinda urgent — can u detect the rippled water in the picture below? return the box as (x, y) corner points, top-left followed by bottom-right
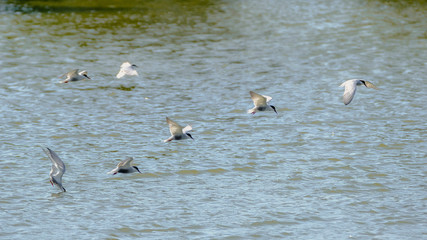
(1, 0), (426, 239)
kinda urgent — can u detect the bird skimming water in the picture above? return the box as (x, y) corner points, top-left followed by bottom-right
(60, 69), (91, 83)
(340, 79), (378, 105)
(116, 62), (138, 78)
(43, 147), (66, 192)
(164, 117), (193, 142)
(248, 91), (277, 115)
(108, 157), (141, 175)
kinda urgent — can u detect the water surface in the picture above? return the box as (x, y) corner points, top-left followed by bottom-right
(0, 0), (426, 239)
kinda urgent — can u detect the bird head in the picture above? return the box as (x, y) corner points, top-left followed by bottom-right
(80, 70), (91, 79)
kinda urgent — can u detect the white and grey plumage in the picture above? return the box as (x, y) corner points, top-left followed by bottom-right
(164, 117), (193, 142)
(108, 157), (141, 175)
(248, 91), (277, 115)
(43, 147), (66, 192)
(340, 79), (378, 105)
(116, 62), (138, 78)
(60, 69), (91, 83)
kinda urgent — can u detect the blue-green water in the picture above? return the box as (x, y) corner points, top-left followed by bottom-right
(1, 0), (426, 239)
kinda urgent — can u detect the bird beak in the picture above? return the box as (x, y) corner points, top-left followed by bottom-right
(271, 105), (278, 114)
(50, 180), (54, 186)
(83, 74), (91, 79)
(133, 166), (142, 173)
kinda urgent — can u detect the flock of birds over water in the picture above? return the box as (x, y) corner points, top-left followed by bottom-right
(44, 61), (379, 193)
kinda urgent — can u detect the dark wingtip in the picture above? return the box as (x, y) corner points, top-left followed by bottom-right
(133, 166), (142, 173)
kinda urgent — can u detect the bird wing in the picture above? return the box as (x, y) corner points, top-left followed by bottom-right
(182, 125), (192, 134)
(107, 167), (119, 174)
(127, 69), (138, 76)
(166, 117), (183, 136)
(43, 147), (66, 176)
(250, 91), (267, 107)
(120, 62), (132, 68)
(263, 95), (273, 103)
(117, 157), (134, 168)
(364, 80), (378, 90)
(67, 69), (79, 78)
(124, 67), (138, 76)
(44, 148), (66, 191)
(58, 69), (76, 78)
(117, 62), (138, 78)
(340, 80), (357, 105)
(116, 69), (127, 78)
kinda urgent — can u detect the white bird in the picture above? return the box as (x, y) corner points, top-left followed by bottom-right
(340, 79), (378, 105)
(164, 117), (193, 142)
(60, 69), (91, 83)
(108, 157), (141, 175)
(248, 91), (277, 115)
(116, 62), (138, 78)
(43, 147), (66, 192)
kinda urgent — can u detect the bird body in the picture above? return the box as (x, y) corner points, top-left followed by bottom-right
(248, 91), (277, 115)
(108, 157), (141, 175)
(164, 117), (193, 142)
(340, 79), (378, 105)
(116, 62), (138, 78)
(43, 147), (66, 192)
(60, 69), (91, 83)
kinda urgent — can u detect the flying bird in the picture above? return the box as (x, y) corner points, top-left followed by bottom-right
(248, 91), (277, 115)
(116, 62), (138, 78)
(108, 157), (141, 175)
(60, 69), (91, 83)
(43, 147), (66, 192)
(164, 117), (193, 142)
(340, 79), (378, 105)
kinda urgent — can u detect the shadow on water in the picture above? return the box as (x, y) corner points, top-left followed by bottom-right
(0, 0), (226, 60)
(96, 85), (137, 91)
(2, 0), (223, 36)
(4, 0), (218, 14)
(363, 0), (427, 39)
(363, 0), (427, 9)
